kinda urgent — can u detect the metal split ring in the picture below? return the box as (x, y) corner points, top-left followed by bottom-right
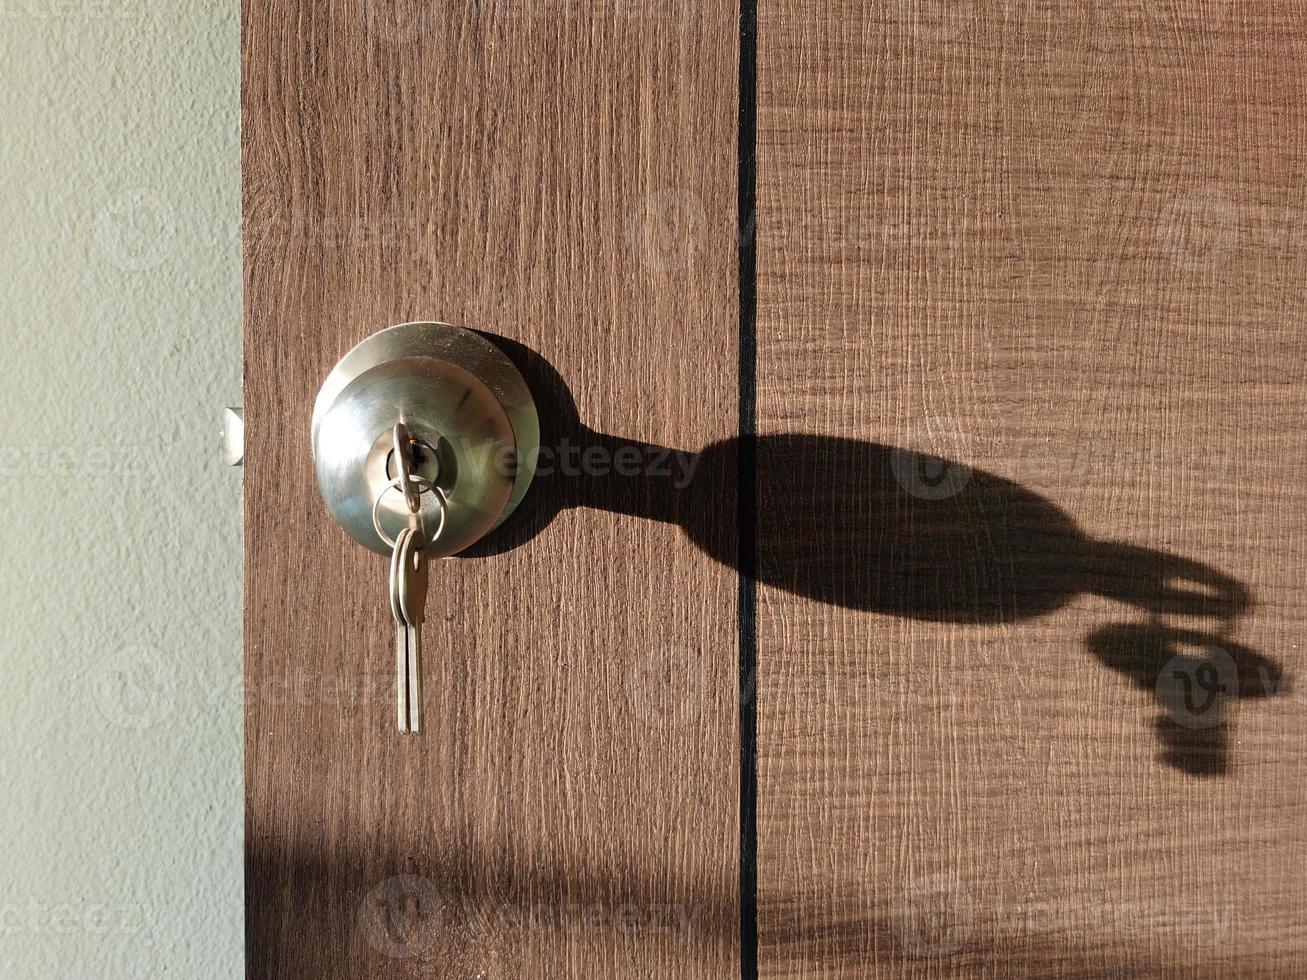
(371, 475), (448, 550)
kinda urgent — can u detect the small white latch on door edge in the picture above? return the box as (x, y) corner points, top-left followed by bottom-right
(222, 407), (244, 467)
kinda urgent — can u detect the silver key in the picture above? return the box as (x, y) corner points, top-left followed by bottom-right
(398, 532), (429, 735)
(382, 426), (437, 735)
(392, 422), (423, 514)
(389, 526), (415, 733)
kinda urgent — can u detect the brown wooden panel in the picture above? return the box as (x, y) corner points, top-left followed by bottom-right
(757, 1), (1307, 976)
(243, 3), (739, 976)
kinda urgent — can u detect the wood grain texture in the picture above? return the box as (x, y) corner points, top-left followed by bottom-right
(756, 1), (1307, 977)
(243, 2), (738, 976)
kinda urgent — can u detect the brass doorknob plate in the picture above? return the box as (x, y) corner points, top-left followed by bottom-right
(311, 322), (539, 557)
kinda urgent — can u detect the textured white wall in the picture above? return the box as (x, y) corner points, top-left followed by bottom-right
(0, 3), (241, 977)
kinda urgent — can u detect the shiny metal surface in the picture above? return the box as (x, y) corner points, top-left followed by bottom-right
(222, 407), (244, 466)
(311, 322), (539, 557)
(398, 529), (428, 734)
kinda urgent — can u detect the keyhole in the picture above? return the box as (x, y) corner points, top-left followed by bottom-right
(386, 439), (441, 488)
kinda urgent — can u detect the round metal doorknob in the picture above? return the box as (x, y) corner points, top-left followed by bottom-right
(311, 322), (539, 557)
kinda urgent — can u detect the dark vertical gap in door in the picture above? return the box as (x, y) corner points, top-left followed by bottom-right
(737, 0), (759, 976)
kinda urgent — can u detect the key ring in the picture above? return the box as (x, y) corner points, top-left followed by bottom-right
(371, 475), (448, 550)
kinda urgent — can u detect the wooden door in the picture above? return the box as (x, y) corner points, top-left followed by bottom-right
(243, 2), (740, 977)
(244, 1), (1307, 977)
(754, 1), (1307, 977)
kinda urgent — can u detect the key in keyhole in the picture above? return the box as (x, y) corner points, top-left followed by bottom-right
(386, 436), (441, 490)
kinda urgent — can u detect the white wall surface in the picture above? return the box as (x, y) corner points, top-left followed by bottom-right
(0, 3), (241, 977)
